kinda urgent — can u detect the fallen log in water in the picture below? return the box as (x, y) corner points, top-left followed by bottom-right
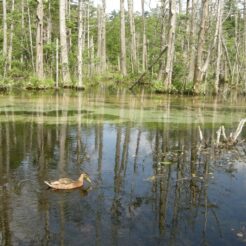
(199, 118), (246, 148)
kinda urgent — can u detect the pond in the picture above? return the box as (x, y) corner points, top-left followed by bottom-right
(0, 90), (246, 245)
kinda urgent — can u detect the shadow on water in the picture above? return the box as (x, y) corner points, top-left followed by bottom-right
(0, 91), (246, 245)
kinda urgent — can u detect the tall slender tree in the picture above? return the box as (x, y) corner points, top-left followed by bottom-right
(7, 0), (15, 71)
(215, 0), (224, 94)
(101, 0), (106, 71)
(128, 0), (137, 73)
(142, 0), (147, 72)
(2, 0), (7, 58)
(164, 0), (177, 90)
(193, 0), (209, 94)
(97, 4), (102, 73)
(120, 0), (127, 76)
(60, 0), (71, 85)
(36, 0), (44, 79)
(77, 0), (84, 88)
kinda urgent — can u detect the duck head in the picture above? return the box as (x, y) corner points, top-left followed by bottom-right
(79, 173), (92, 183)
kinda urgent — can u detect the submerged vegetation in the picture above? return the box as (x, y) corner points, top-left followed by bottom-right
(0, 0), (246, 95)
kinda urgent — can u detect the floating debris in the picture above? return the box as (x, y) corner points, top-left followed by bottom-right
(158, 161), (172, 165)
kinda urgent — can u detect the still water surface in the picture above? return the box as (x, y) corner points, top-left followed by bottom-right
(0, 91), (246, 245)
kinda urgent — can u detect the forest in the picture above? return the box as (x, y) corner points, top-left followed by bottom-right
(0, 0), (246, 94)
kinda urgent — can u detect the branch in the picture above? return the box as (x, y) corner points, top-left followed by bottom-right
(129, 46), (168, 91)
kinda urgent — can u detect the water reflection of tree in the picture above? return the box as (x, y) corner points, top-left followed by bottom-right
(0, 93), (242, 245)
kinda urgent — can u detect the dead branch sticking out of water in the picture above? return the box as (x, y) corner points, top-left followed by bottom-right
(199, 118), (246, 148)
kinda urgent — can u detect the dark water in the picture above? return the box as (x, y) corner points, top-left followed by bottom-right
(0, 91), (246, 245)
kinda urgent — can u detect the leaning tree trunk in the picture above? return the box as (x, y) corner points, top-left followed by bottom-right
(128, 0), (137, 73)
(163, 0), (177, 90)
(120, 0), (127, 76)
(193, 0), (209, 94)
(59, 0), (71, 85)
(36, 0), (44, 80)
(77, 0), (83, 88)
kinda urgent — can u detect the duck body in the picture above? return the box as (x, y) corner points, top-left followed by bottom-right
(44, 173), (91, 190)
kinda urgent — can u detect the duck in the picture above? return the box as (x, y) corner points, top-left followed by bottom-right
(44, 173), (91, 190)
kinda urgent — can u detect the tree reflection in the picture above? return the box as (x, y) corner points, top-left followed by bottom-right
(0, 92), (244, 245)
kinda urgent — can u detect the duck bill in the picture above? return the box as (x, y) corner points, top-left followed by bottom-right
(85, 176), (92, 183)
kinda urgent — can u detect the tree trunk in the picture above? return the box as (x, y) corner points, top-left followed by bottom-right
(142, 0), (147, 72)
(36, 0), (44, 80)
(2, 0), (7, 58)
(56, 38), (59, 89)
(187, 0), (197, 83)
(120, 0), (127, 76)
(158, 0), (167, 81)
(21, 0), (25, 63)
(163, 0), (177, 90)
(7, 0), (15, 71)
(60, 0), (71, 85)
(77, 0), (84, 88)
(27, 0), (35, 70)
(215, 0), (224, 94)
(193, 0), (209, 94)
(128, 0), (137, 73)
(101, 0), (106, 71)
(97, 5), (102, 73)
(87, 1), (90, 76)
(47, 1), (52, 44)
(90, 36), (95, 77)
